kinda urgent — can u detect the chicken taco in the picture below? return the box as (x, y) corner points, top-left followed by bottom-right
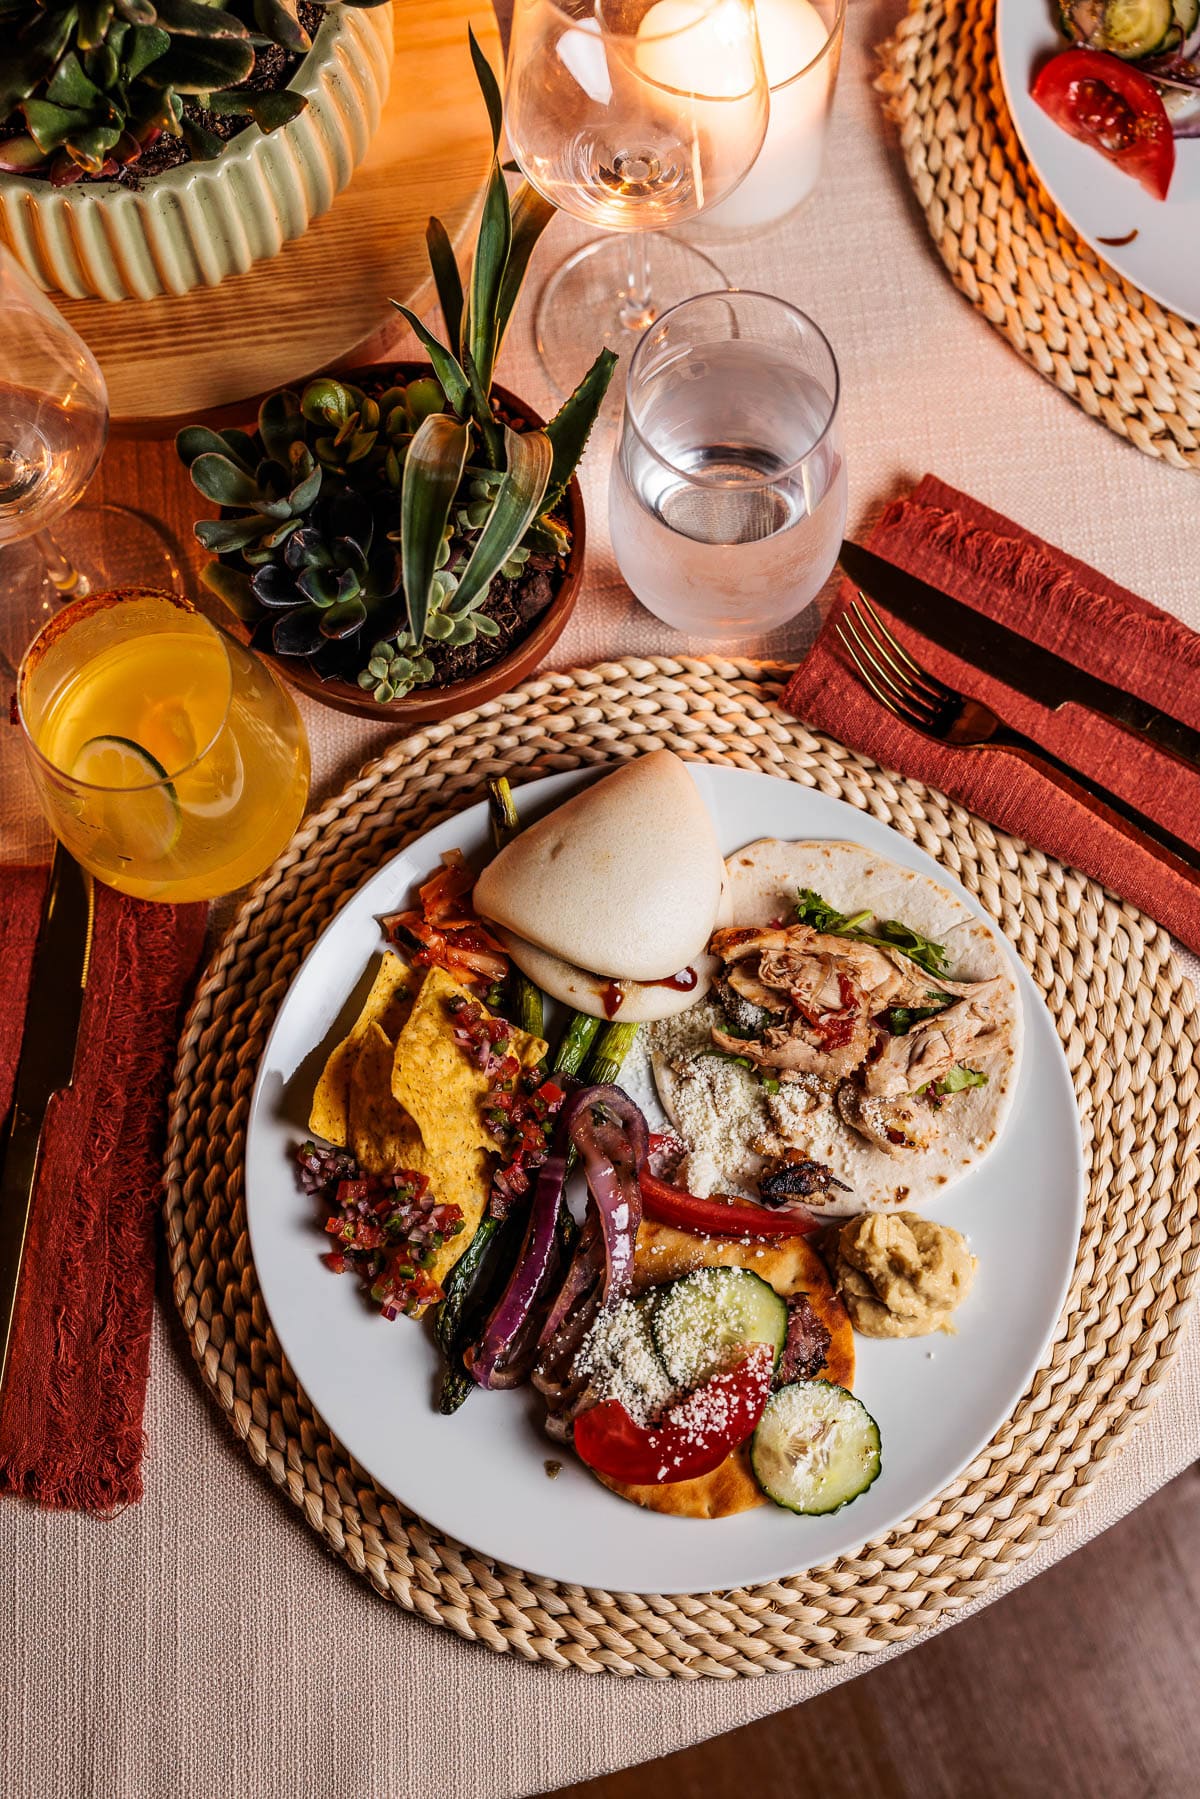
(647, 840), (1022, 1212)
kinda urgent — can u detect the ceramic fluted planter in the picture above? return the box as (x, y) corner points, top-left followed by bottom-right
(0, 3), (393, 302)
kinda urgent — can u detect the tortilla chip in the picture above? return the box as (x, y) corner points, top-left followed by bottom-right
(597, 1220), (854, 1519)
(310, 951), (416, 1146)
(347, 1022), (424, 1173)
(388, 966), (548, 1295)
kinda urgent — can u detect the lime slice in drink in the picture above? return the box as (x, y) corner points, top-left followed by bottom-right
(70, 735), (184, 861)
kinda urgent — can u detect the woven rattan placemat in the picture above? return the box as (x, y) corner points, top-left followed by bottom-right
(164, 659), (1200, 1676)
(878, 0), (1200, 471)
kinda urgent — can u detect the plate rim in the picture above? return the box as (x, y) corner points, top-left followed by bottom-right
(995, 0), (1200, 325)
(243, 763), (1087, 1594)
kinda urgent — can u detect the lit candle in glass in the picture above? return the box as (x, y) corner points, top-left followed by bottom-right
(698, 0), (845, 236)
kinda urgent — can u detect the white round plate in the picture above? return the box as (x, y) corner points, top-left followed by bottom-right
(997, 0), (1200, 324)
(245, 767), (1085, 1594)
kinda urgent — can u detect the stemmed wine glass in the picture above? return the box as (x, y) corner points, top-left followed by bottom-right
(0, 248), (181, 672)
(504, 0), (769, 396)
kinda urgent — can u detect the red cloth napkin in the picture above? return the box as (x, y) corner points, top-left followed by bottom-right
(0, 869), (207, 1511)
(782, 475), (1200, 952)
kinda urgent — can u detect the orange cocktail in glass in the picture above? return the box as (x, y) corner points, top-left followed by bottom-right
(18, 589), (310, 901)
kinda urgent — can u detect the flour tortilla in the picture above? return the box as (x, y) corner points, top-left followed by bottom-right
(650, 840), (1023, 1214)
(597, 1221), (854, 1519)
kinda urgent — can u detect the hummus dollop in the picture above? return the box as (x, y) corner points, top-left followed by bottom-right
(829, 1211), (976, 1338)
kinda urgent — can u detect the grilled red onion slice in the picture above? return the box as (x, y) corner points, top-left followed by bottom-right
(558, 1084), (647, 1303)
(532, 1086), (649, 1435)
(466, 1143), (566, 1389)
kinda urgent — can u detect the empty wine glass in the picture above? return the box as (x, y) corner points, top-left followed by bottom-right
(0, 248), (181, 671)
(504, 0), (769, 395)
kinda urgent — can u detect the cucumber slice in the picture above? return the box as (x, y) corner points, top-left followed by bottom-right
(1174, 0), (1199, 37)
(651, 1267), (787, 1389)
(1059, 0), (1176, 58)
(751, 1381), (882, 1516)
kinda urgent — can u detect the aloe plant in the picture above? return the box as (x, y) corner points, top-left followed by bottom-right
(0, 0), (386, 183)
(178, 28), (616, 703)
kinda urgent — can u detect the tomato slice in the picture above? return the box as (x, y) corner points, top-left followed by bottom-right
(639, 1168), (819, 1240)
(1031, 49), (1175, 201)
(573, 1343), (774, 1485)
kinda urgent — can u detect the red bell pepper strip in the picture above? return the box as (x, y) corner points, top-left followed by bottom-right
(573, 1343), (773, 1484)
(639, 1168), (819, 1240)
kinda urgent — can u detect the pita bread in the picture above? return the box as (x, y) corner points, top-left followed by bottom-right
(596, 1221), (854, 1519)
(473, 751), (724, 982)
(650, 840), (1022, 1213)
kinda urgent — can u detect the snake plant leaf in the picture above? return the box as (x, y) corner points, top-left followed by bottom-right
(193, 515), (273, 554)
(257, 390), (304, 464)
(390, 303), (470, 418)
(448, 426), (552, 617)
(426, 217), (464, 354)
(188, 451), (263, 508)
(401, 413), (470, 644)
(460, 344), (504, 469)
(495, 182), (556, 355)
(468, 24), (503, 151)
(200, 561), (259, 623)
(466, 150), (512, 394)
(253, 0), (310, 54)
(541, 348), (619, 514)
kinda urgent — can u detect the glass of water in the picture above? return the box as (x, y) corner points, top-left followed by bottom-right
(609, 290), (846, 638)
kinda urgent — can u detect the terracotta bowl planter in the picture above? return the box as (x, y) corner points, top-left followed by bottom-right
(215, 365), (586, 726)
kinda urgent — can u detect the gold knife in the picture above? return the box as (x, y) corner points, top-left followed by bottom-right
(0, 844), (94, 1394)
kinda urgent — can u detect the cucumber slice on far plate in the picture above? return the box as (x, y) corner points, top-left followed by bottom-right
(751, 1381), (882, 1516)
(1059, 0), (1177, 58)
(652, 1267), (788, 1389)
(70, 735), (183, 860)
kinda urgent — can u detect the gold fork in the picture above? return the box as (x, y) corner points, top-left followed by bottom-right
(835, 591), (1200, 877)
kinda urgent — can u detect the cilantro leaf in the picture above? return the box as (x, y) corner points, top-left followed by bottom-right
(885, 999), (953, 1036)
(795, 886), (952, 979)
(918, 1065), (988, 1099)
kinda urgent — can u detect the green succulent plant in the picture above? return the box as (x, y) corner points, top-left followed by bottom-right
(178, 28), (617, 705)
(0, 0), (387, 183)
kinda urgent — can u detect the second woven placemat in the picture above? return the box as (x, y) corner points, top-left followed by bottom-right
(164, 659), (1199, 1676)
(878, 0), (1200, 470)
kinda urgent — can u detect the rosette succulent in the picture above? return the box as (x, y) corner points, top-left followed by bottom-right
(178, 30), (616, 704)
(0, 0), (387, 183)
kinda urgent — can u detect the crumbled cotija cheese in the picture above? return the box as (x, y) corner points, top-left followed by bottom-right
(576, 1301), (677, 1425)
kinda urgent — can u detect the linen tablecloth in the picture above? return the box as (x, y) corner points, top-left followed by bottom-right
(3, 5), (1198, 1795)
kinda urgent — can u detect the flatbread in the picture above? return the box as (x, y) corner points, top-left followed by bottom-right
(493, 926), (719, 1022)
(650, 840), (1022, 1214)
(597, 1221), (854, 1519)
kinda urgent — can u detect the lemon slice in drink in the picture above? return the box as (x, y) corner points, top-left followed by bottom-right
(70, 736), (184, 862)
